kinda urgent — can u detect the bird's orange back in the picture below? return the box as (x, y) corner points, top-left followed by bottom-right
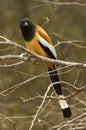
(36, 25), (53, 45)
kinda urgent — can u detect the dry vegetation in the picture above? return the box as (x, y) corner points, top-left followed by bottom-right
(0, 0), (86, 130)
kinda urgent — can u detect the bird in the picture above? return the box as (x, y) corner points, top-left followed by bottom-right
(20, 17), (72, 118)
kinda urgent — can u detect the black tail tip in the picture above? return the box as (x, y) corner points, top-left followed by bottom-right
(62, 107), (72, 118)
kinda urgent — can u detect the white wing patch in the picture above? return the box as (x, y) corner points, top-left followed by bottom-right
(38, 35), (57, 59)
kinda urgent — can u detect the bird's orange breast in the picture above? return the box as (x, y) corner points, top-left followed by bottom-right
(25, 32), (48, 58)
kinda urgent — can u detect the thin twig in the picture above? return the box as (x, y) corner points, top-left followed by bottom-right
(28, 83), (52, 130)
(0, 35), (86, 68)
(32, 1), (86, 7)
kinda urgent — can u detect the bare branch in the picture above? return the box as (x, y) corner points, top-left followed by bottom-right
(49, 112), (86, 130)
(0, 113), (17, 130)
(32, 1), (86, 7)
(0, 35), (86, 68)
(0, 35), (86, 129)
(28, 83), (52, 130)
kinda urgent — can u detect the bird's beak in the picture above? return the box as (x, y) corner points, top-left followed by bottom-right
(23, 21), (28, 27)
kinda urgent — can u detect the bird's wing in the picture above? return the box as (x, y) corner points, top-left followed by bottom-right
(37, 25), (52, 45)
(38, 35), (57, 59)
(36, 25), (57, 59)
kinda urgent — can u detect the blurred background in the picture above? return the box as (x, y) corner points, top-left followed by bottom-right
(0, 0), (86, 130)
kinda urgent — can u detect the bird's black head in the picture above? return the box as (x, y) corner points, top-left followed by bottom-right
(20, 17), (36, 41)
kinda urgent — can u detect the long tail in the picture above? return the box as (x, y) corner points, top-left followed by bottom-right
(48, 65), (71, 118)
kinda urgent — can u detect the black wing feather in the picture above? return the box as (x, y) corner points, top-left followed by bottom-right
(39, 41), (56, 59)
